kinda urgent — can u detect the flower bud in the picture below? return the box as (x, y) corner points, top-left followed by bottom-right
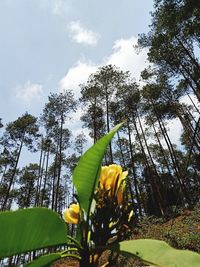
(99, 164), (128, 203)
(63, 203), (80, 224)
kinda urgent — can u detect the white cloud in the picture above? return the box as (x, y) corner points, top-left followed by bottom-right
(105, 36), (148, 81)
(59, 60), (98, 98)
(68, 21), (100, 46)
(58, 36), (149, 143)
(15, 81), (43, 103)
(59, 36), (148, 99)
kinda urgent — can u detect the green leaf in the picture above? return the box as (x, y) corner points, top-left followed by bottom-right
(0, 208), (67, 258)
(114, 239), (200, 267)
(73, 122), (124, 215)
(25, 253), (62, 267)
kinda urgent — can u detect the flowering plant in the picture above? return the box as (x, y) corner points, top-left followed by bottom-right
(0, 123), (200, 267)
(62, 163), (133, 265)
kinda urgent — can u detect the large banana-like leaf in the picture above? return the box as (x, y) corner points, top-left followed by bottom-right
(73, 122), (124, 215)
(0, 208), (67, 258)
(114, 239), (200, 267)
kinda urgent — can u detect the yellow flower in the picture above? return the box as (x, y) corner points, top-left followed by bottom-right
(99, 164), (128, 204)
(63, 203), (80, 224)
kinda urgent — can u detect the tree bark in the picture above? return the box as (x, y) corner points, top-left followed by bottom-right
(1, 133), (25, 210)
(55, 114), (64, 212)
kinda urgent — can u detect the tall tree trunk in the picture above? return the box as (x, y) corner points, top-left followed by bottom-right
(182, 117), (200, 181)
(93, 99), (98, 144)
(132, 114), (163, 216)
(153, 104), (192, 206)
(136, 109), (166, 216)
(127, 120), (142, 216)
(1, 133), (25, 210)
(116, 131), (126, 168)
(149, 115), (179, 192)
(186, 93), (200, 114)
(37, 151), (46, 206)
(175, 35), (200, 70)
(175, 105), (200, 150)
(105, 86), (113, 163)
(179, 62), (200, 101)
(55, 116), (64, 212)
(181, 70), (200, 102)
(51, 143), (59, 210)
(35, 138), (44, 206)
(41, 145), (50, 206)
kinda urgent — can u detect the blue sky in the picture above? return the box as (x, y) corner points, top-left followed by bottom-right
(0, 0), (154, 128)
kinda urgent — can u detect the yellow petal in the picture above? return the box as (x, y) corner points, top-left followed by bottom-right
(63, 203), (80, 224)
(99, 164), (128, 195)
(63, 209), (78, 224)
(106, 165), (121, 190)
(117, 170), (128, 189)
(104, 176), (115, 191)
(70, 203), (80, 213)
(100, 166), (109, 188)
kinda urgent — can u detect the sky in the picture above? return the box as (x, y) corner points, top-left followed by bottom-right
(0, 0), (154, 126)
(0, 0), (186, 166)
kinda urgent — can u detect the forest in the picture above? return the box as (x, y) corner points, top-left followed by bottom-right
(0, 0), (200, 266)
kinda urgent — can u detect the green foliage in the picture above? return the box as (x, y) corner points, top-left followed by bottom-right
(136, 207), (200, 253)
(5, 112), (40, 149)
(115, 239), (200, 267)
(0, 208), (67, 258)
(73, 122), (124, 215)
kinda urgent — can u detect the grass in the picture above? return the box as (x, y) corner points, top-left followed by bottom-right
(134, 206), (200, 253)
